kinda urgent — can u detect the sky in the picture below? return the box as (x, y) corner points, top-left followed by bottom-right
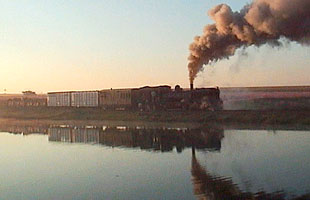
(0, 0), (309, 93)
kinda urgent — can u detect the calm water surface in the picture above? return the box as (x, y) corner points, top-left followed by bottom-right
(0, 123), (310, 200)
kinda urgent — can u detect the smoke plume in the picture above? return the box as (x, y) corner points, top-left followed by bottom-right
(188, 0), (310, 84)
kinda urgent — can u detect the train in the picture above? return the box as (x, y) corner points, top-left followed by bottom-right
(0, 92), (47, 107)
(47, 85), (223, 111)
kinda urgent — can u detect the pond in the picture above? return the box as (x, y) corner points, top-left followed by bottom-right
(0, 121), (309, 199)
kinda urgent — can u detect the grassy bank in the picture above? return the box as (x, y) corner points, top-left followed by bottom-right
(0, 106), (310, 125)
(0, 106), (211, 122)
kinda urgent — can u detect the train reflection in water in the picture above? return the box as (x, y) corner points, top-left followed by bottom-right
(1, 123), (310, 199)
(0, 123), (48, 135)
(191, 153), (310, 200)
(48, 125), (224, 153)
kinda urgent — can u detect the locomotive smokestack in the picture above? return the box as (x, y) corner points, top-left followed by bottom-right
(190, 83), (194, 90)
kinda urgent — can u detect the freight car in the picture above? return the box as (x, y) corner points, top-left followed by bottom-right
(1, 93), (47, 107)
(99, 89), (131, 110)
(131, 85), (172, 111)
(47, 92), (71, 107)
(71, 91), (99, 107)
(7, 97), (47, 107)
(47, 91), (99, 107)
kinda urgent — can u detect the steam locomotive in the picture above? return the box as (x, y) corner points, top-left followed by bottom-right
(131, 85), (222, 111)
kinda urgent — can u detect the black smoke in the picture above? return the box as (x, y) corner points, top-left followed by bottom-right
(188, 0), (310, 84)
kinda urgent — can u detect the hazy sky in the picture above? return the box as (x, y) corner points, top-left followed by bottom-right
(0, 0), (309, 93)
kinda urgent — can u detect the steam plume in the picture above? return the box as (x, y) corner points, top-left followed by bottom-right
(188, 0), (310, 83)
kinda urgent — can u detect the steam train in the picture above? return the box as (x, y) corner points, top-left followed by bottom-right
(47, 85), (223, 111)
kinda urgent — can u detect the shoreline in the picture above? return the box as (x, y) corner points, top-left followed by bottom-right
(0, 106), (310, 126)
(1, 118), (310, 131)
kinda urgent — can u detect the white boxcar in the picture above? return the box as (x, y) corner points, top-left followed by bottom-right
(71, 91), (99, 107)
(47, 92), (71, 107)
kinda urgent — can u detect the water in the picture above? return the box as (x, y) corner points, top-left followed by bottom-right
(0, 122), (310, 200)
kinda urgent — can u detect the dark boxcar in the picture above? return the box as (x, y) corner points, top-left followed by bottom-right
(99, 89), (132, 110)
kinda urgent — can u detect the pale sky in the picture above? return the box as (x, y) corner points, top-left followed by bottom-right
(0, 0), (309, 93)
